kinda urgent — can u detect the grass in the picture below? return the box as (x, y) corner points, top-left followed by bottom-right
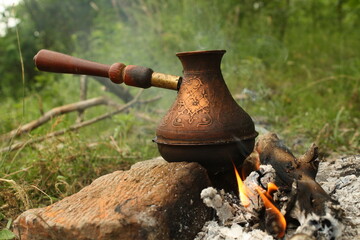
(0, 76), (165, 230)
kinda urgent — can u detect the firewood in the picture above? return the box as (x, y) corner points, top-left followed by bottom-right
(254, 133), (334, 214)
(253, 133), (343, 239)
(198, 153), (358, 239)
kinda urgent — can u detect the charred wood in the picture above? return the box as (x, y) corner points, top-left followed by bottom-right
(253, 133), (343, 239)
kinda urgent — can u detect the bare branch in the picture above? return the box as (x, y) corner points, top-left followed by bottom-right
(76, 75), (88, 123)
(0, 97), (109, 142)
(93, 77), (133, 102)
(0, 91), (154, 153)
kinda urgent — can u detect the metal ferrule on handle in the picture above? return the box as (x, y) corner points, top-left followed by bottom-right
(33, 49), (181, 91)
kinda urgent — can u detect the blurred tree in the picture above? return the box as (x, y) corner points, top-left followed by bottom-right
(0, 0), (359, 98)
(0, 0), (114, 98)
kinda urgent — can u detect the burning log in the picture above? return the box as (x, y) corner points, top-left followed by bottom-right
(197, 133), (346, 240)
(252, 133), (343, 239)
(254, 133), (331, 210)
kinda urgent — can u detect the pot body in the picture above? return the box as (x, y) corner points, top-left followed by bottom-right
(155, 50), (257, 174)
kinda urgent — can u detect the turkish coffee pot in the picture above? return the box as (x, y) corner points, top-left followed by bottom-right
(34, 49), (258, 185)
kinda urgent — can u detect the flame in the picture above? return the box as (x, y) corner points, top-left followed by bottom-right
(265, 182), (278, 200)
(233, 158), (286, 237)
(256, 184), (286, 238)
(232, 162), (251, 207)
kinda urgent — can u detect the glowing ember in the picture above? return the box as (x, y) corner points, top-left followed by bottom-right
(256, 185), (287, 238)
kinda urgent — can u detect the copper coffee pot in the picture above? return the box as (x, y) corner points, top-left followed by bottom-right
(34, 49), (258, 181)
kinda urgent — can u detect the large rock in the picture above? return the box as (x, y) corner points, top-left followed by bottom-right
(13, 157), (212, 240)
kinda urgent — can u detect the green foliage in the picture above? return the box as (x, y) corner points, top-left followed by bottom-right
(0, 228), (15, 240)
(0, 213), (14, 239)
(0, 0), (111, 98)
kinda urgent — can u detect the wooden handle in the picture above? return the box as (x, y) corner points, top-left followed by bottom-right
(34, 49), (181, 90)
(34, 49), (111, 78)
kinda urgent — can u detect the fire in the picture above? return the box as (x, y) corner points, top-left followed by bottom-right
(256, 184), (287, 238)
(233, 162), (286, 238)
(232, 162), (251, 207)
(265, 182), (278, 200)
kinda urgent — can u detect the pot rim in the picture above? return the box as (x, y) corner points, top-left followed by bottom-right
(176, 49), (226, 57)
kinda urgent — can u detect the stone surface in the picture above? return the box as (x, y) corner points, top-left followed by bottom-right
(13, 157), (212, 240)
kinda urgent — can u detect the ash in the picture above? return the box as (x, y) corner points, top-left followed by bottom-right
(195, 156), (360, 240)
(195, 221), (274, 240)
(317, 155), (360, 239)
(294, 211), (343, 239)
(195, 185), (275, 240)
